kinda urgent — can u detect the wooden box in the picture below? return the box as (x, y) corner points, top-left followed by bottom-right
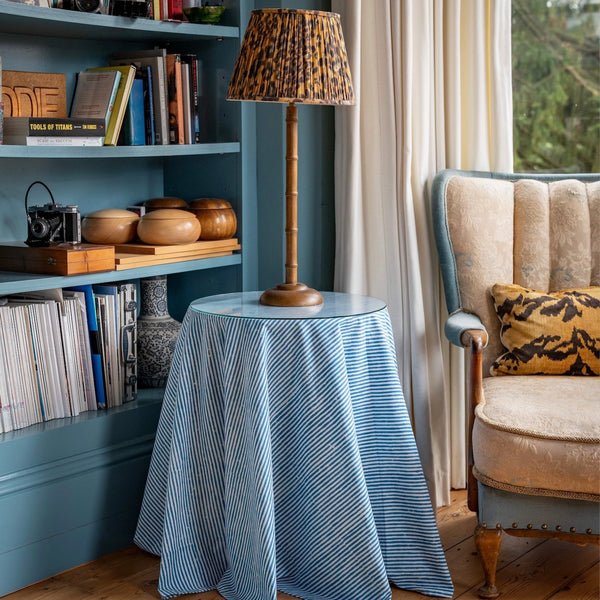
(0, 243), (115, 276)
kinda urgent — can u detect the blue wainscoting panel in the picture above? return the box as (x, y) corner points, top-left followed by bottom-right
(0, 392), (163, 597)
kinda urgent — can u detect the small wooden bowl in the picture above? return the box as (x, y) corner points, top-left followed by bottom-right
(81, 208), (140, 244)
(137, 209), (201, 245)
(188, 198), (237, 240)
(144, 197), (188, 212)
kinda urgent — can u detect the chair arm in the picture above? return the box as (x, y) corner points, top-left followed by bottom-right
(458, 325), (489, 514)
(444, 311), (488, 348)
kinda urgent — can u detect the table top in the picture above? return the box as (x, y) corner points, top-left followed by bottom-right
(190, 291), (386, 320)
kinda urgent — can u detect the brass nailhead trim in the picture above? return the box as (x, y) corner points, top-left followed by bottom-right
(512, 523), (518, 528)
(570, 527), (576, 533)
(496, 523), (502, 529)
(527, 524), (533, 529)
(587, 529), (593, 534)
(556, 525), (562, 531)
(542, 524), (548, 529)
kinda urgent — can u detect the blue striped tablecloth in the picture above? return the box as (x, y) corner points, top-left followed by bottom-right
(135, 292), (453, 600)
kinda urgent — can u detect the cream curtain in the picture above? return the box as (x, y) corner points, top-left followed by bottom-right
(332, 0), (513, 507)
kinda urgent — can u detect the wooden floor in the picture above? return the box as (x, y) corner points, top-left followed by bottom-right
(5, 490), (599, 600)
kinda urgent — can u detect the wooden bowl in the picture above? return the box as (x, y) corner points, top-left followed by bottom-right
(137, 209), (201, 245)
(144, 197), (188, 212)
(188, 198), (237, 240)
(81, 208), (140, 244)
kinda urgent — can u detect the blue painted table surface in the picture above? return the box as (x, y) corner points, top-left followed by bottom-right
(135, 291), (453, 600)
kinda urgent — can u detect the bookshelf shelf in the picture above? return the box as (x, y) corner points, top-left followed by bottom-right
(0, 253), (241, 295)
(0, 388), (163, 448)
(0, 1), (239, 42)
(0, 142), (241, 159)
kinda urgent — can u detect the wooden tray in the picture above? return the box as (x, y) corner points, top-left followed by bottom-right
(114, 249), (236, 270)
(0, 242), (115, 276)
(113, 238), (239, 255)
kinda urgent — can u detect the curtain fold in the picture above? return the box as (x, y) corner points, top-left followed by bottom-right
(333, 0), (513, 507)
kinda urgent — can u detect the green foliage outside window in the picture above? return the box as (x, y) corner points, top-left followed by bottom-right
(512, 0), (599, 173)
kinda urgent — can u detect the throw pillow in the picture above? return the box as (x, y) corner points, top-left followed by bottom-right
(490, 283), (600, 376)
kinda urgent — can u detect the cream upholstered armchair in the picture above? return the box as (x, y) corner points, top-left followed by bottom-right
(431, 169), (600, 598)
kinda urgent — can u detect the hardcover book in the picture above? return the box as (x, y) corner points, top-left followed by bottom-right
(181, 54), (200, 143)
(3, 116), (105, 137)
(166, 53), (184, 144)
(70, 70), (122, 133)
(121, 77), (146, 146)
(66, 284), (107, 409)
(87, 65), (137, 146)
(3, 135), (104, 146)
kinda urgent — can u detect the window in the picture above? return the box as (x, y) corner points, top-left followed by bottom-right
(512, 0), (599, 172)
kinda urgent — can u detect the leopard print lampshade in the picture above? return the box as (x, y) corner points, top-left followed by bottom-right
(227, 9), (355, 105)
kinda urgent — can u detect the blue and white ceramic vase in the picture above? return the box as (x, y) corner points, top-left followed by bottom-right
(137, 275), (181, 388)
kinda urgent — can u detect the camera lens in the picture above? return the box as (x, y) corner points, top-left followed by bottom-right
(74, 0), (101, 11)
(30, 218), (51, 239)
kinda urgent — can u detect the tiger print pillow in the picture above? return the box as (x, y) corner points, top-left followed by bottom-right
(490, 284), (600, 376)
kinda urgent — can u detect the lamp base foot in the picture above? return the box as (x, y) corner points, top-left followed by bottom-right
(260, 282), (324, 307)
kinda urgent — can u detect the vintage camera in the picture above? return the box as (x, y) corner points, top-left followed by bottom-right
(111, 0), (150, 17)
(25, 181), (81, 247)
(65, 0), (110, 13)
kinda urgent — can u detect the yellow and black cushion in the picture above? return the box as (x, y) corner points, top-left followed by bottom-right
(490, 284), (600, 376)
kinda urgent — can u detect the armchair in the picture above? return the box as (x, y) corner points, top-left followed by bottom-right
(431, 169), (599, 598)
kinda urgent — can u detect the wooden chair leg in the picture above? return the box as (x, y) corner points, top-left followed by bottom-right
(474, 524), (503, 599)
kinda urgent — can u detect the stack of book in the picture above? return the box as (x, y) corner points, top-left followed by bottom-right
(0, 283), (137, 433)
(3, 116), (107, 146)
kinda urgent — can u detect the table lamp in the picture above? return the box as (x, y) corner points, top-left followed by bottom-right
(227, 8), (355, 307)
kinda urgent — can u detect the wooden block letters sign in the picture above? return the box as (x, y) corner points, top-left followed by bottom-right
(1, 71), (67, 117)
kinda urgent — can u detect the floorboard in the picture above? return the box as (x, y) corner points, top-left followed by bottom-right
(4, 490), (598, 600)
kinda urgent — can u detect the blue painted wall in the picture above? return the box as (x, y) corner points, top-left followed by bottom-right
(253, 0), (336, 293)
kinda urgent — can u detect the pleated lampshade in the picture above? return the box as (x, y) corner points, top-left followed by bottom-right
(227, 9), (355, 105)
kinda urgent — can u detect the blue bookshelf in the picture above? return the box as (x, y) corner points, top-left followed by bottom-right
(0, 1), (250, 594)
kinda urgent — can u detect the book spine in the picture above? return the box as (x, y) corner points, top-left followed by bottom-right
(175, 56), (184, 144)
(182, 55), (200, 144)
(122, 78), (145, 146)
(181, 63), (192, 144)
(4, 117), (106, 136)
(3, 136), (104, 146)
(144, 66), (156, 145)
(167, 0), (182, 20)
(144, 58), (168, 145)
(166, 54), (181, 144)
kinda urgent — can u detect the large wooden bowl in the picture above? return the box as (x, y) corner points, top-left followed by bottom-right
(137, 209), (201, 245)
(188, 198), (237, 240)
(81, 208), (140, 244)
(144, 197), (188, 212)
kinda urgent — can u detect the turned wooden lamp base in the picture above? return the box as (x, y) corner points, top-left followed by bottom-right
(260, 282), (323, 307)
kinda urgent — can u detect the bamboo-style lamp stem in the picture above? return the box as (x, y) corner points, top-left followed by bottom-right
(259, 102), (322, 306)
(285, 102), (298, 286)
(227, 9), (355, 307)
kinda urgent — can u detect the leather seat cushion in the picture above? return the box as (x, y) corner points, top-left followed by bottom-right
(473, 376), (600, 500)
